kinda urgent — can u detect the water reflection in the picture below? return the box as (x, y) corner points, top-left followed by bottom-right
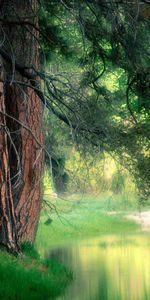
(46, 235), (150, 300)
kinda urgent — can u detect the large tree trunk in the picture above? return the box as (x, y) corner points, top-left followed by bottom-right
(0, 0), (43, 251)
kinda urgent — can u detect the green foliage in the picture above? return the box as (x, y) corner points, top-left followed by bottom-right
(39, 2), (67, 62)
(44, 111), (71, 194)
(0, 248), (72, 300)
(111, 171), (125, 194)
(39, 1), (82, 64)
(65, 150), (135, 195)
(20, 242), (40, 260)
(39, 1), (150, 201)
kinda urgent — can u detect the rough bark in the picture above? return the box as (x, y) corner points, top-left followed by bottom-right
(0, 80), (19, 252)
(0, 0), (44, 250)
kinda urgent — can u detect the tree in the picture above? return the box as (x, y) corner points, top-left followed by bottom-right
(73, 0), (150, 201)
(0, 0), (149, 253)
(0, 1), (43, 252)
(42, 0), (150, 201)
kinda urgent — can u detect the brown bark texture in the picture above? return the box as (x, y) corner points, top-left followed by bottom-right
(0, 0), (44, 251)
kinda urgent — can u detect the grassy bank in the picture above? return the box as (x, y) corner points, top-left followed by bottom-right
(0, 194), (142, 300)
(36, 194), (140, 252)
(0, 244), (72, 300)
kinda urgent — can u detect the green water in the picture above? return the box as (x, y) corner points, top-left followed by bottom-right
(46, 234), (150, 300)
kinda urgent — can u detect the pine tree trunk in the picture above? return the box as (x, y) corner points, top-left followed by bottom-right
(0, 0), (43, 251)
(0, 80), (19, 252)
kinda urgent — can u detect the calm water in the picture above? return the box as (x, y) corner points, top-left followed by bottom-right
(46, 235), (150, 300)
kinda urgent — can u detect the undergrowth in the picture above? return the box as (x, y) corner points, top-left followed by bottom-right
(0, 242), (72, 300)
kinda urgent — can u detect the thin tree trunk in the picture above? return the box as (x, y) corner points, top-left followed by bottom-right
(0, 80), (19, 252)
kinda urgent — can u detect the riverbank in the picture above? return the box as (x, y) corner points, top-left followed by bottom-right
(0, 244), (72, 300)
(126, 211), (150, 231)
(36, 194), (141, 252)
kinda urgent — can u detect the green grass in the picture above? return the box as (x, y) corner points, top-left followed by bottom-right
(0, 244), (72, 300)
(0, 193), (143, 300)
(0, 194), (144, 299)
(36, 194), (141, 252)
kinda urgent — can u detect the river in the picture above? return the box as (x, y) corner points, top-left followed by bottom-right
(46, 234), (150, 300)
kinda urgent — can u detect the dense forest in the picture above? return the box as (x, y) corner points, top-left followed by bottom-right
(0, 0), (149, 255)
